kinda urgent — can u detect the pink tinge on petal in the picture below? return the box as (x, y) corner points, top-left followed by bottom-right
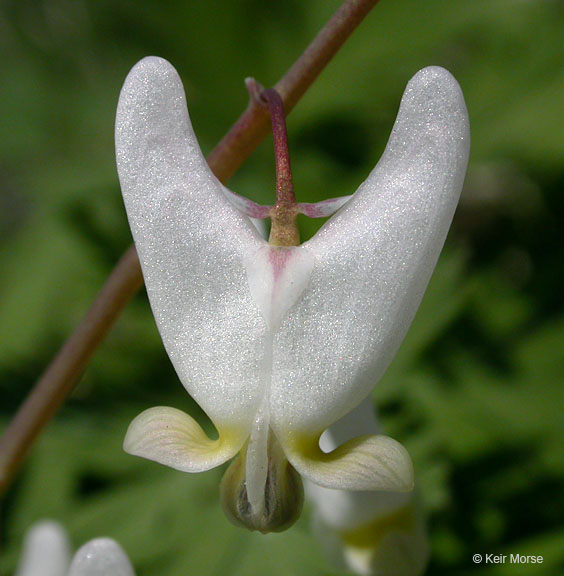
(246, 245), (314, 330)
(224, 182), (350, 220)
(221, 185), (273, 219)
(298, 196), (351, 218)
(238, 197), (272, 219)
(268, 248), (293, 282)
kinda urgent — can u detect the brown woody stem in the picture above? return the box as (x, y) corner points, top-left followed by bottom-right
(0, 246), (144, 494)
(263, 89), (296, 211)
(0, 0), (381, 497)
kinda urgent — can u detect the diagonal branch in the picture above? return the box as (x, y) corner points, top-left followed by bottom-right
(0, 0), (381, 497)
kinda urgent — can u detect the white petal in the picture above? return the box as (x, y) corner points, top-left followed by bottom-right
(68, 538), (135, 576)
(115, 57), (267, 433)
(282, 432), (413, 492)
(271, 66), (470, 435)
(15, 521), (70, 576)
(123, 406), (245, 472)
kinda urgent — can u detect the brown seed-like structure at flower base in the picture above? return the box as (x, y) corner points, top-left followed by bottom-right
(220, 432), (304, 533)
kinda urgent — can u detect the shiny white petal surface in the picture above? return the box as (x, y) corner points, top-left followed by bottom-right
(68, 539), (135, 576)
(15, 521), (70, 576)
(123, 406), (245, 472)
(271, 66), (470, 436)
(117, 59), (468, 464)
(116, 57), (266, 433)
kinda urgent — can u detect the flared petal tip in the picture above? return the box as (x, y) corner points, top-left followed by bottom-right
(283, 433), (414, 493)
(123, 406), (245, 473)
(68, 538), (135, 576)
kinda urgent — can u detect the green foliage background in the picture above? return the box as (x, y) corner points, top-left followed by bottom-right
(1, 0), (563, 574)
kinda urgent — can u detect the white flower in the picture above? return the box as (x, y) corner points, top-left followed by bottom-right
(15, 522), (70, 576)
(116, 57), (469, 532)
(307, 399), (429, 576)
(68, 539), (135, 576)
(14, 522), (135, 576)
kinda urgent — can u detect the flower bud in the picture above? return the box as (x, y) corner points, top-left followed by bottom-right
(220, 434), (304, 533)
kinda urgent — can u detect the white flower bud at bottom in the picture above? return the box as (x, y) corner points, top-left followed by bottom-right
(15, 521), (70, 576)
(68, 538), (135, 576)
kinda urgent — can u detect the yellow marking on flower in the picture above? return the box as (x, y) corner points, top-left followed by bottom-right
(341, 505), (416, 549)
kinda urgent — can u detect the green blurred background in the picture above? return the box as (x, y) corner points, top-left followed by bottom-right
(1, 0), (563, 574)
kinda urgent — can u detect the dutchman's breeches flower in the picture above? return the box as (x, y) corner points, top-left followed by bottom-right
(15, 521), (136, 576)
(116, 57), (469, 533)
